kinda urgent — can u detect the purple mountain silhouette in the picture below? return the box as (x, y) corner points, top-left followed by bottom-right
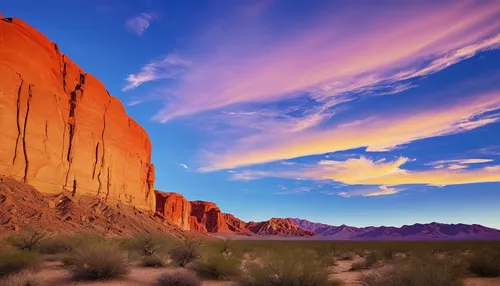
(290, 218), (500, 240)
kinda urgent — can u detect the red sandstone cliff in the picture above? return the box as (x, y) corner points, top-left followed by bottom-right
(246, 218), (317, 236)
(190, 201), (232, 233)
(0, 17), (155, 210)
(155, 191), (191, 230)
(154, 191), (313, 236)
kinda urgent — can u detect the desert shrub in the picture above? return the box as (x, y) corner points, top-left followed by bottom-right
(141, 255), (167, 268)
(467, 249), (500, 277)
(156, 269), (200, 286)
(70, 240), (129, 280)
(1, 270), (47, 286)
(38, 234), (74, 254)
(381, 248), (395, 260)
(359, 257), (464, 286)
(8, 230), (51, 251)
(337, 251), (356, 261)
(0, 251), (41, 277)
(238, 250), (333, 286)
(350, 251), (381, 271)
(193, 252), (240, 280)
(125, 233), (173, 257)
(169, 238), (202, 267)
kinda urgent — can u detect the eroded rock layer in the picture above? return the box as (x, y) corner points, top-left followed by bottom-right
(0, 17), (155, 210)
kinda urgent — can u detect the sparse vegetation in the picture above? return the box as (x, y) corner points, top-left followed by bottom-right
(169, 238), (203, 267)
(38, 234), (74, 254)
(359, 257), (464, 286)
(125, 233), (173, 257)
(238, 250), (333, 286)
(0, 270), (47, 286)
(467, 248), (500, 277)
(156, 269), (200, 286)
(0, 251), (41, 277)
(350, 251), (382, 271)
(70, 240), (129, 280)
(141, 255), (168, 268)
(194, 252), (241, 280)
(8, 230), (51, 251)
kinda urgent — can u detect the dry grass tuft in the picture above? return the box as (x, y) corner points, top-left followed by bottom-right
(156, 269), (200, 286)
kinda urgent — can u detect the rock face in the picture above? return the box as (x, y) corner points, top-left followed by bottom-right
(155, 191), (191, 230)
(190, 201), (231, 233)
(246, 218), (317, 236)
(223, 213), (254, 235)
(0, 17), (155, 210)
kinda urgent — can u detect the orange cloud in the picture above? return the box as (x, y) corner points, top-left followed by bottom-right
(300, 157), (500, 186)
(203, 90), (500, 171)
(231, 156), (500, 188)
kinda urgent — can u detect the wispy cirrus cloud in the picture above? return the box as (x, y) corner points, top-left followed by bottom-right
(125, 12), (158, 36)
(202, 89), (500, 171)
(334, 185), (403, 198)
(147, 1), (500, 122)
(123, 54), (190, 91)
(427, 158), (494, 170)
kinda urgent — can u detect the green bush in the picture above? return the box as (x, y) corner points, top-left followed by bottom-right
(467, 249), (500, 277)
(349, 251), (381, 271)
(125, 233), (173, 257)
(156, 269), (200, 286)
(1, 270), (47, 286)
(238, 250), (333, 286)
(38, 234), (74, 254)
(141, 255), (167, 268)
(8, 230), (51, 251)
(70, 241), (129, 280)
(169, 238), (202, 267)
(193, 252), (240, 280)
(359, 257), (464, 286)
(0, 251), (41, 277)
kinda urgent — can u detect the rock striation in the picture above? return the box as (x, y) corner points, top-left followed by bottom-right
(0, 17), (155, 210)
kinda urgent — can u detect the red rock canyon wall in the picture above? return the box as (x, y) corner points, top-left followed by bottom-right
(0, 17), (155, 210)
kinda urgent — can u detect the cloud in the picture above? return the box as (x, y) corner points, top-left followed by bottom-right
(175, 162), (189, 169)
(202, 90), (500, 171)
(150, 1), (500, 122)
(427, 158), (494, 170)
(275, 186), (312, 195)
(231, 156), (500, 187)
(333, 185), (403, 197)
(125, 13), (157, 36)
(123, 54), (190, 91)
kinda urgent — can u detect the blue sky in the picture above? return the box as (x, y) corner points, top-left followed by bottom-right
(2, 0), (500, 228)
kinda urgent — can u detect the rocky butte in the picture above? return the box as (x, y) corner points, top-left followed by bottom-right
(0, 16), (155, 210)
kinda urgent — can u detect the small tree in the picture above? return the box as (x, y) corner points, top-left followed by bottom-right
(8, 230), (52, 251)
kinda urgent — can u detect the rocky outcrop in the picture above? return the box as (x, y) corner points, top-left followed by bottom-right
(223, 213), (254, 235)
(190, 201), (231, 233)
(155, 191), (191, 230)
(0, 17), (155, 210)
(246, 218), (317, 236)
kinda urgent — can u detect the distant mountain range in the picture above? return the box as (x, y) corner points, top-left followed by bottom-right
(291, 218), (500, 240)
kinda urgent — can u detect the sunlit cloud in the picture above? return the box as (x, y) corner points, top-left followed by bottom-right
(125, 13), (158, 36)
(202, 90), (500, 171)
(231, 156), (500, 188)
(123, 54), (190, 91)
(147, 1), (500, 122)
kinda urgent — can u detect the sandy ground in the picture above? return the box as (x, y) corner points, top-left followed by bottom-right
(37, 261), (232, 286)
(7, 258), (500, 286)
